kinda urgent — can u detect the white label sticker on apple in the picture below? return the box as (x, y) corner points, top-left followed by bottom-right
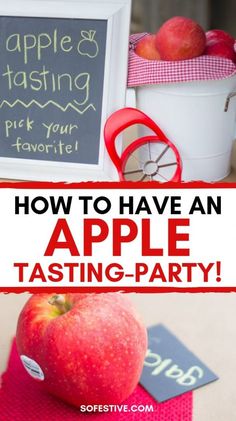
(20, 355), (45, 381)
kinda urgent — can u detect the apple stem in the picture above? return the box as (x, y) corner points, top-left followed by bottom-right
(48, 294), (68, 314)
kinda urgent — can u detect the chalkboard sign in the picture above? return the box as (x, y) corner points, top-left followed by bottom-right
(0, 0), (132, 181)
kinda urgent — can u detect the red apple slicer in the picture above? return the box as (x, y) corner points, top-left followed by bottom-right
(104, 107), (182, 182)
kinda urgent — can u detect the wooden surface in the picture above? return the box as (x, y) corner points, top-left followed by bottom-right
(131, 0), (236, 38)
(135, 0), (210, 32)
(211, 0), (236, 37)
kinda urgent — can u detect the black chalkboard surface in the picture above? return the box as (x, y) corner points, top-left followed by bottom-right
(0, 16), (107, 164)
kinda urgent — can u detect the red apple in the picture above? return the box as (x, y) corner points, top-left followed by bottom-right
(135, 34), (161, 60)
(155, 16), (206, 61)
(206, 29), (235, 48)
(16, 293), (147, 408)
(205, 41), (236, 62)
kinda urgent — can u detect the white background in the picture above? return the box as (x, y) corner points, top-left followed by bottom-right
(0, 186), (235, 289)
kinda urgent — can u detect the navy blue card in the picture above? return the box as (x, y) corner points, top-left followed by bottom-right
(140, 324), (218, 402)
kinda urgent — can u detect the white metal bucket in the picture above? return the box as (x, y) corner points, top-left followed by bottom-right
(128, 76), (236, 181)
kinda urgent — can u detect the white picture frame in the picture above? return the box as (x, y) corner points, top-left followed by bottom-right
(0, 0), (132, 181)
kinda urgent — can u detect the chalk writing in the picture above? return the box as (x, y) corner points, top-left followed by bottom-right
(0, 99), (96, 115)
(77, 31), (99, 58)
(42, 122), (79, 139)
(6, 29), (99, 64)
(0, 16), (107, 164)
(12, 138), (79, 155)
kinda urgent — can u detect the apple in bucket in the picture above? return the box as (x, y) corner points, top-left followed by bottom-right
(205, 29), (235, 48)
(205, 29), (236, 62)
(135, 34), (161, 60)
(205, 41), (236, 62)
(155, 16), (206, 61)
(16, 293), (147, 408)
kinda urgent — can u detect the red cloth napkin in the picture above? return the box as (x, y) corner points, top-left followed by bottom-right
(0, 339), (192, 420)
(128, 33), (236, 87)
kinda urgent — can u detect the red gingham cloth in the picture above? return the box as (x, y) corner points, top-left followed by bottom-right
(128, 33), (236, 87)
(0, 339), (193, 421)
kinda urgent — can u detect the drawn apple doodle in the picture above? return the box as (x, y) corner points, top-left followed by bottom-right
(77, 30), (99, 58)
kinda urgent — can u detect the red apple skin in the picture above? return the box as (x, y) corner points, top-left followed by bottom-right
(206, 29), (235, 48)
(155, 16), (206, 61)
(135, 34), (161, 60)
(205, 41), (236, 62)
(16, 293), (147, 408)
